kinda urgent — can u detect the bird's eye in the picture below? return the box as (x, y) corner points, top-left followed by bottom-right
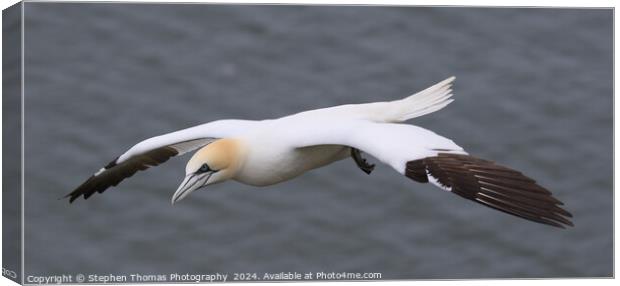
(198, 163), (211, 173)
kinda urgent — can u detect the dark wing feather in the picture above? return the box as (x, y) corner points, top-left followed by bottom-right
(405, 153), (573, 228)
(65, 138), (216, 203)
(66, 147), (177, 203)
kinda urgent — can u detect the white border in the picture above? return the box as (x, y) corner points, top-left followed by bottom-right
(0, 1), (616, 286)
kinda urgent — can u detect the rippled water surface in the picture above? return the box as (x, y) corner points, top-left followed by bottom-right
(22, 3), (612, 279)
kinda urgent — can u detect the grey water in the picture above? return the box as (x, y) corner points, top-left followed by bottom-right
(20, 3), (612, 280)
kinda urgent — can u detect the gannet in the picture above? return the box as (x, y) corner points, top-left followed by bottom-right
(66, 77), (573, 228)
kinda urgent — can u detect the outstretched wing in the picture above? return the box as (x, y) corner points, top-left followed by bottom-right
(287, 119), (573, 228)
(65, 119), (257, 203)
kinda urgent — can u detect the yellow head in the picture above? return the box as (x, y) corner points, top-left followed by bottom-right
(172, 138), (244, 204)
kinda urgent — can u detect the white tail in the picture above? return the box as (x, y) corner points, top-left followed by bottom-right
(390, 76), (455, 122)
(285, 77), (456, 123)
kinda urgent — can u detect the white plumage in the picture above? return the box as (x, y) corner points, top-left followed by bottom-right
(66, 77), (573, 228)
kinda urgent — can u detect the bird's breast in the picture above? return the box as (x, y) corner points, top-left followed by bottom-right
(233, 143), (350, 187)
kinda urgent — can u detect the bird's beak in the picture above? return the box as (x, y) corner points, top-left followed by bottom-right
(171, 172), (212, 205)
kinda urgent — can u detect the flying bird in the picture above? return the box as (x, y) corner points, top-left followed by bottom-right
(66, 77), (573, 228)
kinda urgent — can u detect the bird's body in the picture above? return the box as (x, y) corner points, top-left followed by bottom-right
(66, 77), (574, 228)
(237, 142), (350, 186)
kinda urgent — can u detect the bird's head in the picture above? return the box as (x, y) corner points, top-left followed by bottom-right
(171, 138), (245, 204)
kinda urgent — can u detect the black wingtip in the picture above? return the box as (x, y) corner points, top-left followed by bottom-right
(64, 192), (78, 204)
(405, 153), (574, 229)
(551, 217), (575, 229)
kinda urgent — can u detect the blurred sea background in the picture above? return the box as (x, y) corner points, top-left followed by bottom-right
(22, 3), (612, 279)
